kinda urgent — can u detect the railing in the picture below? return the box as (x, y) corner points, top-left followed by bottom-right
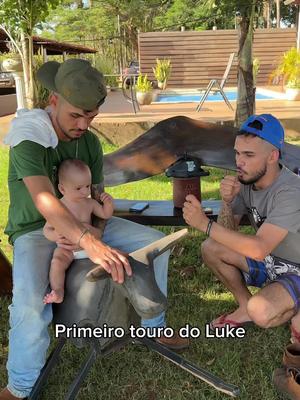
(121, 74), (140, 114)
(103, 73), (140, 114)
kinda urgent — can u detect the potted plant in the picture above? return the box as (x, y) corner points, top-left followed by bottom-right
(152, 58), (171, 90)
(135, 74), (153, 105)
(270, 48), (300, 100)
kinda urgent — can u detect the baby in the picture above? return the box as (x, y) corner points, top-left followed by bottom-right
(43, 159), (114, 304)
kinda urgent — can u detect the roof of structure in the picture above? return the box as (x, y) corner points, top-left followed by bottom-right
(0, 30), (97, 55)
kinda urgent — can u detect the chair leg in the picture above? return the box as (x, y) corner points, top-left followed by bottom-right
(129, 78), (140, 114)
(196, 80), (215, 111)
(218, 84), (234, 111)
(196, 80), (234, 112)
(135, 337), (240, 398)
(29, 337), (67, 400)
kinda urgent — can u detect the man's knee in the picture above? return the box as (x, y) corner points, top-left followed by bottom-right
(247, 295), (274, 328)
(201, 238), (221, 264)
(247, 282), (296, 328)
(147, 227), (165, 241)
(10, 296), (51, 327)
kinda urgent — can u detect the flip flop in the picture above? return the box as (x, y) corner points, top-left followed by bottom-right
(210, 313), (254, 332)
(291, 325), (300, 344)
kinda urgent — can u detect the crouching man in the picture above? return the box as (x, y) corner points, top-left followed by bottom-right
(183, 114), (300, 343)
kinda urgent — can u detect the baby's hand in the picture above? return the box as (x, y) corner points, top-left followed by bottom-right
(100, 192), (113, 204)
(100, 192), (114, 218)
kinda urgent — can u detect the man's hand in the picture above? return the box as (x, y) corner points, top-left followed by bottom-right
(220, 176), (241, 204)
(82, 222), (101, 240)
(56, 235), (79, 251)
(81, 233), (131, 284)
(183, 194), (209, 232)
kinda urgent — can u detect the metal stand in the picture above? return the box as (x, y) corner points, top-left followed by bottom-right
(135, 337), (239, 397)
(29, 332), (240, 399)
(30, 233), (240, 399)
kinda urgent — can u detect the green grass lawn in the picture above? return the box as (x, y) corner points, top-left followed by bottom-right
(0, 140), (293, 400)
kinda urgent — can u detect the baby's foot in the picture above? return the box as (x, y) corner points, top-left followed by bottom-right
(43, 289), (64, 304)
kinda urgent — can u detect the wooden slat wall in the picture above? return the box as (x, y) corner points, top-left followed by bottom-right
(138, 29), (297, 87)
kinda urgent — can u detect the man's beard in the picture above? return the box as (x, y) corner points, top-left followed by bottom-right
(238, 164), (267, 185)
(56, 117), (78, 141)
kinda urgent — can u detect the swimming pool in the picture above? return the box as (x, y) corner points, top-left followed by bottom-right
(154, 88), (284, 103)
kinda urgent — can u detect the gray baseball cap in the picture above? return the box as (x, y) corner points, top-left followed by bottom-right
(36, 59), (107, 111)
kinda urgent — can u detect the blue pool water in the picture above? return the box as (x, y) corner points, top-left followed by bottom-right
(155, 91), (275, 103)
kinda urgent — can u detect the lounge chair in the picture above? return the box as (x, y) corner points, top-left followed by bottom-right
(196, 52), (235, 111)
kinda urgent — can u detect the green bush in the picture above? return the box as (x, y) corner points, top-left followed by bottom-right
(270, 47), (300, 88)
(94, 55), (118, 88)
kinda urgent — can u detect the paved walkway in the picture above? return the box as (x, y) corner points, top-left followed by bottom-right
(97, 86), (300, 123)
(1, 87), (300, 144)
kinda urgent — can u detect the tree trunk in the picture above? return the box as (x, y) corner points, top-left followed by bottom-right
(20, 32), (29, 91)
(28, 34), (37, 108)
(276, 0), (280, 28)
(20, 32), (36, 108)
(235, 8), (255, 128)
(20, 32), (31, 107)
(264, 0), (271, 28)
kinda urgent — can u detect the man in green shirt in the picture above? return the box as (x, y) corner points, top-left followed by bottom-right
(1, 59), (187, 400)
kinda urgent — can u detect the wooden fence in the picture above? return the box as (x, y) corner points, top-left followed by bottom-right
(138, 28), (297, 87)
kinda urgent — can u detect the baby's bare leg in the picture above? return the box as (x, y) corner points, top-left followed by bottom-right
(43, 247), (74, 304)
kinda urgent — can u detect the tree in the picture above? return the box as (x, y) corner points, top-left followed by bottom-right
(42, 0), (115, 45)
(235, 3), (257, 127)
(0, 0), (61, 108)
(154, 0), (206, 31)
(93, 0), (167, 57)
(42, 0), (167, 71)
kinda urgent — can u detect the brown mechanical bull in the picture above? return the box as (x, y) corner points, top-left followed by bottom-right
(103, 115), (300, 186)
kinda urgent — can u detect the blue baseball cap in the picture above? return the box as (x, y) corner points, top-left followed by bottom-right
(239, 114), (284, 150)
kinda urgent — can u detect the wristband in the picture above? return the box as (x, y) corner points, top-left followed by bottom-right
(77, 228), (89, 247)
(205, 220), (214, 236)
